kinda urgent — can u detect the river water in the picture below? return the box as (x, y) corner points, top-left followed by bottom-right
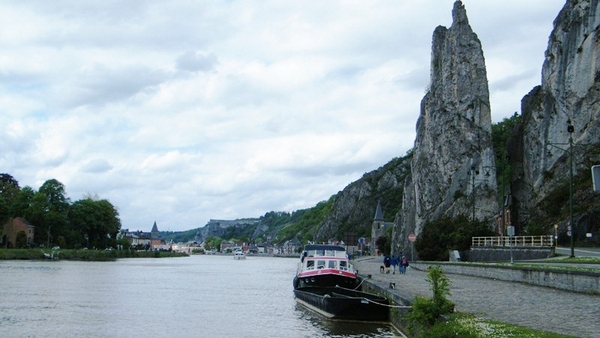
(0, 255), (398, 337)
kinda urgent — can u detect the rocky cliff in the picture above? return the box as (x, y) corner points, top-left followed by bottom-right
(314, 155), (411, 242)
(194, 218), (259, 243)
(510, 0), (600, 235)
(394, 1), (498, 255)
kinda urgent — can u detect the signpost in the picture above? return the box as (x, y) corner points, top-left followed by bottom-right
(508, 225), (515, 264)
(358, 237), (365, 256)
(408, 233), (416, 261)
(592, 165), (600, 192)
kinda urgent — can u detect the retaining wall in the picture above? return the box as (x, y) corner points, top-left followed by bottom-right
(469, 247), (554, 262)
(412, 262), (600, 294)
(360, 277), (412, 335)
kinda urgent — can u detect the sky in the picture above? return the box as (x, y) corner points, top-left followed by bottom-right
(0, 0), (567, 232)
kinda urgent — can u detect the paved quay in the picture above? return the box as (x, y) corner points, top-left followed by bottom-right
(353, 257), (600, 338)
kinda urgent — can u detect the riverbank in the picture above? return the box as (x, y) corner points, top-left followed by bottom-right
(353, 257), (600, 337)
(0, 248), (189, 261)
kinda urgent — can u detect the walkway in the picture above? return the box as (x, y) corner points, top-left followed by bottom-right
(353, 257), (600, 338)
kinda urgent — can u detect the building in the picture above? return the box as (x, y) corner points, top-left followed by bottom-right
(2, 217), (35, 248)
(118, 221), (166, 250)
(371, 201), (393, 255)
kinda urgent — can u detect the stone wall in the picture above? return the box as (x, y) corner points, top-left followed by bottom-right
(412, 262), (600, 294)
(469, 247), (555, 262)
(361, 277), (412, 335)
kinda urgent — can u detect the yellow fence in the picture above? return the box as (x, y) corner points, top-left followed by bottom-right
(472, 235), (554, 248)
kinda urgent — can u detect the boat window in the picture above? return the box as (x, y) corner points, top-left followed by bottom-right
(317, 260), (326, 269)
(328, 260), (337, 269)
(339, 261), (347, 270)
(306, 260), (315, 270)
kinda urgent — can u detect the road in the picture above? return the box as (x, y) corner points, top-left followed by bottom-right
(555, 246), (600, 258)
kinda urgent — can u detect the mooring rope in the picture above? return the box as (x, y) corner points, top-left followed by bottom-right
(352, 276), (366, 290)
(335, 285), (412, 309)
(362, 298), (412, 309)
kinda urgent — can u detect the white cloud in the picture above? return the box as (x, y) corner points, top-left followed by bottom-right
(0, 0), (566, 231)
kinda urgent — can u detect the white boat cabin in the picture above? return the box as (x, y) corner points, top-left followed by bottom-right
(298, 245), (354, 273)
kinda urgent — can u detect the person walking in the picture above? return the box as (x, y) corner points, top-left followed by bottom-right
(383, 255), (391, 274)
(390, 255), (398, 274)
(400, 255), (409, 274)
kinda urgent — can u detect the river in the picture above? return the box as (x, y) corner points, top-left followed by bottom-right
(0, 255), (398, 337)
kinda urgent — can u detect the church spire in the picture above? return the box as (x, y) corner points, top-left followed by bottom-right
(374, 201), (384, 221)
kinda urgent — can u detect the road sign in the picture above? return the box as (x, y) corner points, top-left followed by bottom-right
(408, 233), (416, 242)
(592, 165), (600, 192)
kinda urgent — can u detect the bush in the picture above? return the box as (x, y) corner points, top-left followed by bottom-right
(405, 266), (455, 337)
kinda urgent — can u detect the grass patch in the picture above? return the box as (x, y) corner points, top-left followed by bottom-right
(434, 314), (578, 338)
(0, 248), (189, 261)
(543, 256), (600, 264)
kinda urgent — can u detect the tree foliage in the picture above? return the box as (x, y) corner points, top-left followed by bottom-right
(70, 198), (121, 249)
(15, 231), (27, 248)
(416, 215), (494, 261)
(0, 174), (121, 249)
(278, 198), (334, 243)
(0, 173), (20, 223)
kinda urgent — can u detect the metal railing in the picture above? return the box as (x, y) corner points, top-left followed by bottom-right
(472, 235), (554, 248)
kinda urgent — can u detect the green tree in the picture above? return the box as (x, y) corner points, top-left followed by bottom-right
(416, 215), (494, 261)
(492, 113), (521, 205)
(28, 179), (71, 247)
(69, 198), (121, 249)
(10, 186), (35, 219)
(0, 173), (20, 223)
(375, 236), (390, 255)
(15, 230), (28, 248)
(204, 236), (222, 251)
(117, 237), (131, 250)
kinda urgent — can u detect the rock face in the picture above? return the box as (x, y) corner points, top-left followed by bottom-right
(314, 155), (411, 242)
(394, 1), (498, 255)
(194, 218), (259, 243)
(510, 0), (600, 230)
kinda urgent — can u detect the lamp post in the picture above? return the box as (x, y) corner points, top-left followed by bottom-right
(469, 166), (478, 222)
(546, 121), (576, 258)
(466, 164), (492, 223)
(568, 122), (575, 258)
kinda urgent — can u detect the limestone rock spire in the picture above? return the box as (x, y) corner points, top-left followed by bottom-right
(395, 1), (498, 254)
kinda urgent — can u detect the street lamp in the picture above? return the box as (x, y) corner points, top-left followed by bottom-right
(467, 164), (492, 222)
(468, 166), (479, 222)
(546, 120), (576, 258)
(568, 122), (575, 258)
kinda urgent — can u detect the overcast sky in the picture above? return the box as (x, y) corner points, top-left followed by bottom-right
(1, 1), (566, 232)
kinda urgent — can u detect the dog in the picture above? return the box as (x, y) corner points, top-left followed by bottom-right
(380, 265), (385, 273)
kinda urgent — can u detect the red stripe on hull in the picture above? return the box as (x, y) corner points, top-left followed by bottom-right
(297, 269), (356, 279)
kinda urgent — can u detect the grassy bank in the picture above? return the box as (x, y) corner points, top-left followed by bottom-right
(437, 314), (576, 338)
(0, 248), (189, 261)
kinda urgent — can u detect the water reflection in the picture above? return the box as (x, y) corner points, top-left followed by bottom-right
(294, 303), (399, 337)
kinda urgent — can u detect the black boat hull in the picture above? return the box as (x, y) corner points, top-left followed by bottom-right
(293, 274), (359, 289)
(294, 286), (389, 322)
